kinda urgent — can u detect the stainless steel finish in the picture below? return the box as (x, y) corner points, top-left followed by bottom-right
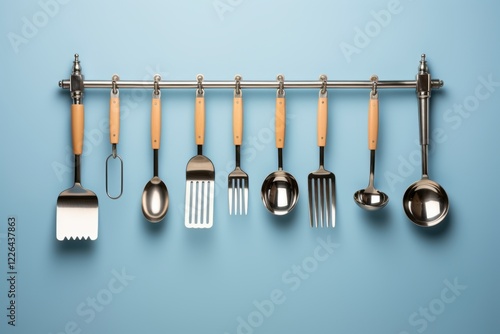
(105, 144), (123, 200)
(354, 75), (389, 211)
(142, 150), (169, 222)
(261, 79), (299, 215)
(228, 75), (249, 215)
(354, 151), (389, 210)
(57, 156), (99, 240)
(403, 55), (449, 227)
(57, 55), (98, 241)
(185, 76), (216, 228)
(185, 155), (215, 227)
(69, 54), (84, 104)
(142, 80), (169, 223)
(261, 149), (299, 215)
(308, 76), (336, 227)
(59, 79), (444, 90)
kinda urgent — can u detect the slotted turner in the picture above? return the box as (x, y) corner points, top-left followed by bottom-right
(56, 55), (98, 240)
(228, 76), (249, 215)
(308, 78), (336, 228)
(185, 76), (215, 228)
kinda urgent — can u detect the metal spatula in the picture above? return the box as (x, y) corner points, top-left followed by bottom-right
(308, 76), (336, 228)
(185, 75), (215, 228)
(56, 55), (98, 240)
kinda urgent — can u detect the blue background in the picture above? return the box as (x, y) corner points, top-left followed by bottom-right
(1, 0), (499, 333)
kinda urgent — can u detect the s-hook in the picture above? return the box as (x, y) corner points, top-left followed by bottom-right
(105, 74), (124, 199)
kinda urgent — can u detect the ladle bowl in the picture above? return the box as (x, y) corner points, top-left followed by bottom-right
(354, 187), (389, 211)
(261, 170), (299, 215)
(403, 177), (448, 227)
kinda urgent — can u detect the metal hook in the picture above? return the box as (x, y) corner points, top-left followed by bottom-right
(370, 74), (378, 98)
(234, 74), (242, 97)
(319, 74), (328, 97)
(111, 74), (119, 95)
(153, 74), (161, 97)
(197, 74), (204, 97)
(277, 74), (285, 97)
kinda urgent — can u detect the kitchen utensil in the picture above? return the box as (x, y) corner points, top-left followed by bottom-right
(403, 55), (449, 226)
(228, 75), (249, 215)
(308, 75), (336, 227)
(185, 75), (215, 228)
(56, 54), (98, 241)
(141, 76), (169, 223)
(105, 74), (124, 199)
(261, 75), (299, 215)
(354, 75), (389, 211)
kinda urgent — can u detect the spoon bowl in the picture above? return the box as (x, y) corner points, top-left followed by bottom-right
(261, 170), (299, 215)
(354, 187), (389, 211)
(142, 176), (169, 223)
(403, 177), (448, 227)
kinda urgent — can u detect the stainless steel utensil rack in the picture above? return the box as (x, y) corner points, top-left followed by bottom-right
(57, 53), (448, 228)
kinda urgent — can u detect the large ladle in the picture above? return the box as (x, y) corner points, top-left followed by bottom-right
(261, 76), (299, 215)
(403, 55), (449, 227)
(142, 76), (169, 223)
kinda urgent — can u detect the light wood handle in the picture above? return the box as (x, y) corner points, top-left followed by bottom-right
(151, 97), (161, 149)
(368, 97), (379, 150)
(71, 104), (84, 155)
(195, 96), (205, 146)
(317, 97), (328, 147)
(233, 96), (243, 145)
(109, 96), (120, 144)
(275, 97), (286, 149)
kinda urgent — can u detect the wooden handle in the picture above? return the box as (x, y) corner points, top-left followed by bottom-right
(109, 96), (120, 144)
(317, 97), (328, 147)
(275, 97), (286, 149)
(151, 97), (161, 149)
(195, 96), (205, 146)
(368, 97), (379, 150)
(233, 96), (243, 145)
(71, 104), (84, 155)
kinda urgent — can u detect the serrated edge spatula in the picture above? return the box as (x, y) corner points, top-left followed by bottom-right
(56, 55), (98, 240)
(308, 76), (336, 228)
(185, 75), (215, 228)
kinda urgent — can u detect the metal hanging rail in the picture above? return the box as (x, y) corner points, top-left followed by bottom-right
(58, 54), (444, 91)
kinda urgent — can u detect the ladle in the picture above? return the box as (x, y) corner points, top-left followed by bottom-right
(354, 75), (389, 210)
(403, 55), (449, 227)
(261, 75), (299, 215)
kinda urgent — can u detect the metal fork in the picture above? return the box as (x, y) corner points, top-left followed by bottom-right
(228, 75), (249, 215)
(308, 75), (336, 228)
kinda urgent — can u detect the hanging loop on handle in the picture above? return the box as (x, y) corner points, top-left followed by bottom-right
(234, 75), (242, 97)
(197, 74), (205, 97)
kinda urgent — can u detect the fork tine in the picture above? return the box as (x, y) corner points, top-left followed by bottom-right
(228, 179), (233, 215)
(325, 177), (331, 228)
(244, 179), (248, 215)
(238, 179), (243, 215)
